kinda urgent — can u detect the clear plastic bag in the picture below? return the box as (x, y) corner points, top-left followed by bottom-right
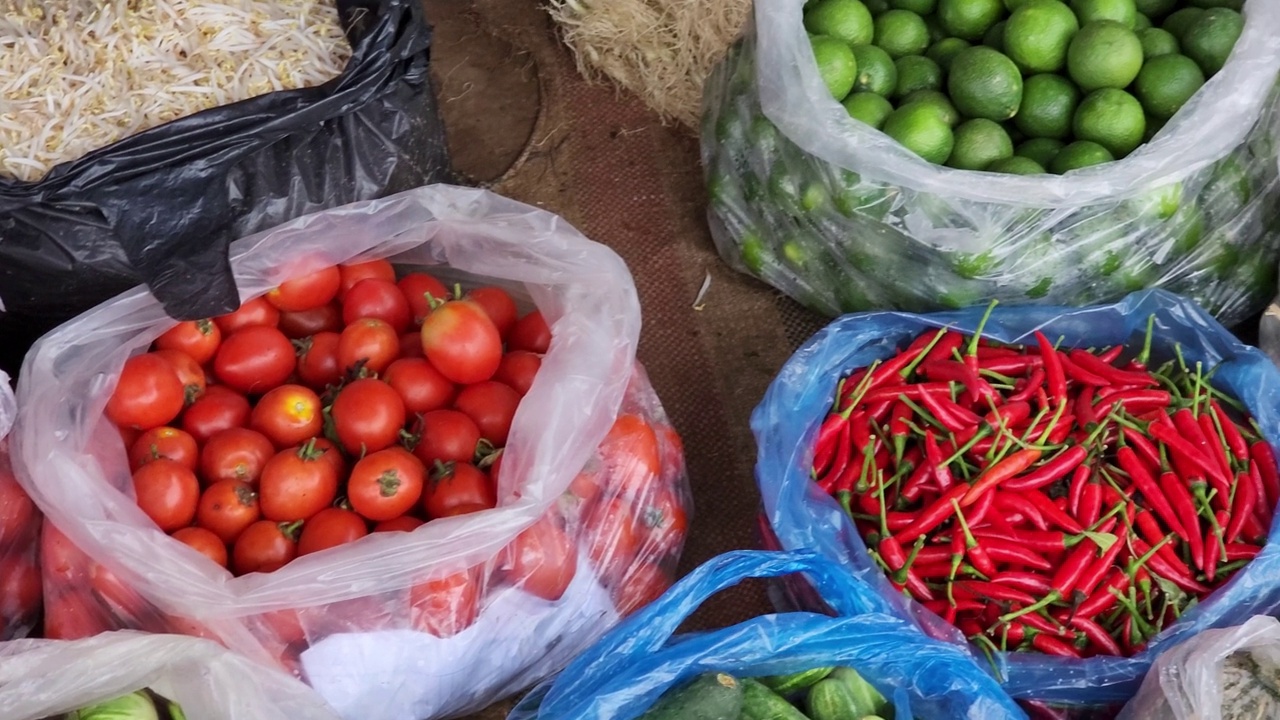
(12, 185), (691, 720)
(701, 0), (1280, 326)
(753, 289), (1280, 708)
(0, 371), (40, 641)
(0, 631), (342, 720)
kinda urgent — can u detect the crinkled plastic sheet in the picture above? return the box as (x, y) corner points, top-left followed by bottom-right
(509, 550), (1028, 720)
(754, 289), (1280, 706)
(701, 0), (1280, 325)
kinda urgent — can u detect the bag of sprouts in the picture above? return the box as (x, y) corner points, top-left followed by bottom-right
(702, 0), (1280, 326)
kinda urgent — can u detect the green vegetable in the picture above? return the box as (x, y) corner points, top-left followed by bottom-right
(70, 692), (159, 720)
(805, 678), (861, 720)
(637, 672), (745, 720)
(828, 667), (890, 717)
(740, 678), (812, 720)
(759, 666), (835, 695)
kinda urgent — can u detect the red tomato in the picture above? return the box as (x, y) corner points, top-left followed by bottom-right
(412, 410), (480, 467)
(200, 428), (276, 485)
(106, 353), (185, 430)
(509, 310), (551, 354)
(132, 459), (199, 531)
(638, 486), (688, 558)
(43, 592), (107, 640)
(298, 507), (369, 555)
(422, 462), (494, 519)
(128, 426), (198, 472)
(494, 351), (541, 396)
(181, 386), (251, 445)
(348, 448), (425, 522)
(502, 516), (577, 602)
(259, 446), (340, 522)
(373, 516), (425, 533)
(215, 297), (280, 335)
(399, 332), (425, 359)
(296, 331), (344, 390)
(564, 470), (604, 518)
(410, 568), (480, 638)
(384, 358), (455, 415)
(154, 349), (206, 405)
(420, 300), (502, 384)
(155, 319), (221, 365)
(251, 384), (323, 448)
(343, 278), (412, 332)
(466, 287), (518, 339)
(612, 563), (671, 616)
(214, 326), (295, 395)
(233, 520), (299, 575)
(266, 265), (342, 312)
(0, 470), (36, 546)
(0, 557), (40, 627)
(337, 318), (400, 375)
(338, 260), (396, 299)
(585, 498), (641, 584)
(398, 272), (449, 326)
(278, 303), (343, 339)
(309, 437), (348, 479)
(172, 526), (228, 568)
(600, 415), (661, 498)
(197, 479), (261, 544)
(454, 381), (521, 446)
(330, 379), (406, 455)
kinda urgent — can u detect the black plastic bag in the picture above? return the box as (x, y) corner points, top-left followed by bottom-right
(0, 0), (452, 374)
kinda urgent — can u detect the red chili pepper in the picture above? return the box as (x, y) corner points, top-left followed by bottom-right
(1198, 412), (1234, 484)
(1050, 539), (1099, 598)
(920, 391), (983, 433)
(1211, 400), (1249, 464)
(920, 361), (996, 404)
(893, 484), (969, 544)
(1003, 446), (1089, 493)
(860, 382), (952, 407)
(1021, 490), (1086, 534)
(898, 571), (935, 601)
(1074, 528), (1127, 598)
(961, 448), (1042, 507)
(1124, 429), (1163, 476)
(985, 542), (1054, 571)
(1204, 509), (1229, 582)
(1034, 332), (1066, 401)
(1242, 511), (1267, 544)
(1097, 346), (1124, 364)
(1075, 570), (1128, 618)
(889, 401), (911, 460)
(951, 581), (1038, 605)
(1228, 471), (1258, 544)
(879, 536), (908, 574)
(885, 511), (916, 533)
(1075, 386), (1099, 428)
(972, 528), (1073, 554)
(1066, 349), (1157, 387)
(1225, 543), (1262, 562)
(993, 492), (1048, 531)
(813, 414), (846, 475)
(915, 545), (954, 565)
(1058, 352), (1109, 386)
(968, 486), (997, 527)
(1070, 616), (1122, 656)
(1077, 482), (1103, 528)
(1133, 511), (1191, 575)
(991, 571), (1053, 595)
(864, 348), (926, 392)
(1095, 389), (1173, 417)
(976, 345), (1019, 359)
(1131, 536), (1211, 594)
(923, 430), (954, 491)
(900, 460), (934, 503)
(923, 331), (966, 366)
(1031, 631), (1082, 658)
(1250, 443), (1280, 508)
(1164, 411), (1234, 491)
(1160, 470), (1205, 572)
(1116, 446), (1185, 536)
(979, 354), (1044, 374)
(1067, 465), (1090, 517)
(952, 501), (997, 577)
(1009, 367), (1046, 404)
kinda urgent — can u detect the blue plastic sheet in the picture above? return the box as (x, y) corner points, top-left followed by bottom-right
(753, 289), (1280, 706)
(508, 550), (1028, 720)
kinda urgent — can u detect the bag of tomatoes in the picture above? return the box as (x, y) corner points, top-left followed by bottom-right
(11, 185), (691, 720)
(0, 372), (40, 642)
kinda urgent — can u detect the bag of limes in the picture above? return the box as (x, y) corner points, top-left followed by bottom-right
(703, 0), (1280, 326)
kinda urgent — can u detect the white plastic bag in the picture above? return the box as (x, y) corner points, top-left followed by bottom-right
(13, 185), (690, 719)
(0, 372), (40, 640)
(0, 631), (342, 720)
(702, 0), (1280, 324)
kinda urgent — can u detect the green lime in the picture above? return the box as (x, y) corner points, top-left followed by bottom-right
(948, 118), (1015, 169)
(1134, 0), (1175, 20)
(1133, 13), (1152, 30)
(926, 38), (972, 71)
(938, 0), (1007, 41)
(894, 55), (944, 98)
(1181, 8), (1243, 76)
(805, 0), (876, 45)
(1138, 27), (1180, 58)
(843, 91), (896, 127)
(852, 45), (899, 95)
(1068, 21), (1144, 91)
(884, 102), (957, 163)
(948, 46), (1024, 120)
(984, 20), (1007, 50)
(1129, 182), (1183, 220)
(1005, 0), (1080, 73)
(902, 89), (963, 126)
(1074, 88), (1146, 156)
(874, 10), (932, 57)
(740, 230), (769, 273)
(890, 0), (937, 13)
(1161, 8), (1205, 40)
(811, 35), (860, 99)
(1017, 137), (1066, 166)
(1049, 140), (1115, 172)
(987, 155), (1047, 174)
(1016, 73), (1081, 139)
(1135, 53), (1205, 120)
(1071, 0), (1138, 28)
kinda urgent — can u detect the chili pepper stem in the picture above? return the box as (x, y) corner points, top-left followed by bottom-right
(1138, 314), (1155, 367)
(965, 301), (999, 359)
(901, 327), (950, 379)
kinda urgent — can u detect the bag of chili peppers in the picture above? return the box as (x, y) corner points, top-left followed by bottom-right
(754, 288), (1280, 711)
(509, 549), (1029, 720)
(0, 371), (40, 641)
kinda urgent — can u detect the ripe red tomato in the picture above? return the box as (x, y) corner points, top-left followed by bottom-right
(337, 260), (396, 299)
(0, 470), (36, 546)
(200, 428), (276, 485)
(564, 470), (604, 519)
(309, 437), (348, 479)
(132, 459), (199, 531)
(215, 297), (280, 335)
(266, 265), (342, 312)
(214, 326), (295, 395)
(181, 386), (251, 445)
(298, 507), (369, 555)
(454, 381), (521, 446)
(348, 448), (425, 522)
(154, 349), (206, 405)
(466, 287), (518, 339)
(384, 358), (455, 415)
(129, 426), (199, 472)
(232, 520), (299, 575)
(612, 562), (671, 616)
(412, 410), (480, 467)
(155, 319), (221, 365)
(508, 310), (551, 354)
(343, 278), (412, 332)
(373, 516), (425, 533)
(278, 303), (343, 339)
(330, 379), (406, 455)
(197, 479), (261, 544)
(259, 445), (340, 522)
(410, 568), (480, 638)
(639, 486), (688, 558)
(251, 384), (323, 448)
(502, 516), (577, 602)
(420, 300), (502, 384)
(337, 318), (399, 375)
(494, 351), (542, 396)
(601, 414), (661, 498)
(585, 498), (641, 584)
(43, 592), (107, 640)
(0, 557), (40, 626)
(399, 332), (425, 359)
(398, 272), (449, 326)
(106, 353), (185, 430)
(422, 462), (494, 519)
(172, 526), (228, 568)
(296, 331), (343, 390)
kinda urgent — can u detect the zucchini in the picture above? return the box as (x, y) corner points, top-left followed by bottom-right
(637, 672), (745, 720)
(739, 678), (812, 720)
(805, 678), (861, 720)
(828, 667), (889, 717)
(759, 666), (835, 696)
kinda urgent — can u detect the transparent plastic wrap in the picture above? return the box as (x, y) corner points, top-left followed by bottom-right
(753, 290), (1280, 708)
(13, 186), (691, 720)
(701, 0), (1280, 326)
(0, 631), (342, 720)
(510, 550), (1028, 720)
(0, 372), (40, 641)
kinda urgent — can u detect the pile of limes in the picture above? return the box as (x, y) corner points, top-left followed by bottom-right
(806, 0), (1244, 174)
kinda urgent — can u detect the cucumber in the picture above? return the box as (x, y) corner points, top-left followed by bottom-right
(637, 672), (745, 720)
(739, 678), (812, 720)
(759, 666), (835, 696)
(828, 667), (890, 717)
(805, 678), (860, 720)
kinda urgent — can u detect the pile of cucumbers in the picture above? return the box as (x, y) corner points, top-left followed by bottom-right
(637, 665), (900, 720)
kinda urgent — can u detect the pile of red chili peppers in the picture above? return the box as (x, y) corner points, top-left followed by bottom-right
(810, 309), (1276, 659)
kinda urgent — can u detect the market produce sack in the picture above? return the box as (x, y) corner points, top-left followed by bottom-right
(753, 289), (1280, 709)
(0, 0), (451, 376)
(0, 630), (342, 720)
(0, 371), (40, 641)
(12, 185), (690, 720)
(509, 549), (1029, 720)
(701, 0), (1280, 325)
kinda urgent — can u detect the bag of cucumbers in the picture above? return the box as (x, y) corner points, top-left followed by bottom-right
(701, 0), (1280, 326)
(508, 550), (1028, 720)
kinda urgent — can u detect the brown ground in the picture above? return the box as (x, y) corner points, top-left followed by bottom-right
(421, 0), (827, 717)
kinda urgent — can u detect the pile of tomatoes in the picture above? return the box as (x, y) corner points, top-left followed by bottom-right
(0, 445), (40, 640)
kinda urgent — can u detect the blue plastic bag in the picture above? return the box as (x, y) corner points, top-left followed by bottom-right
(753, 289), (1280, 706)
(508, 550), (1028, 720)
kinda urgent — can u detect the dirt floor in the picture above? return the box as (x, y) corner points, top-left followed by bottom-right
(420, 0), (829, 717)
